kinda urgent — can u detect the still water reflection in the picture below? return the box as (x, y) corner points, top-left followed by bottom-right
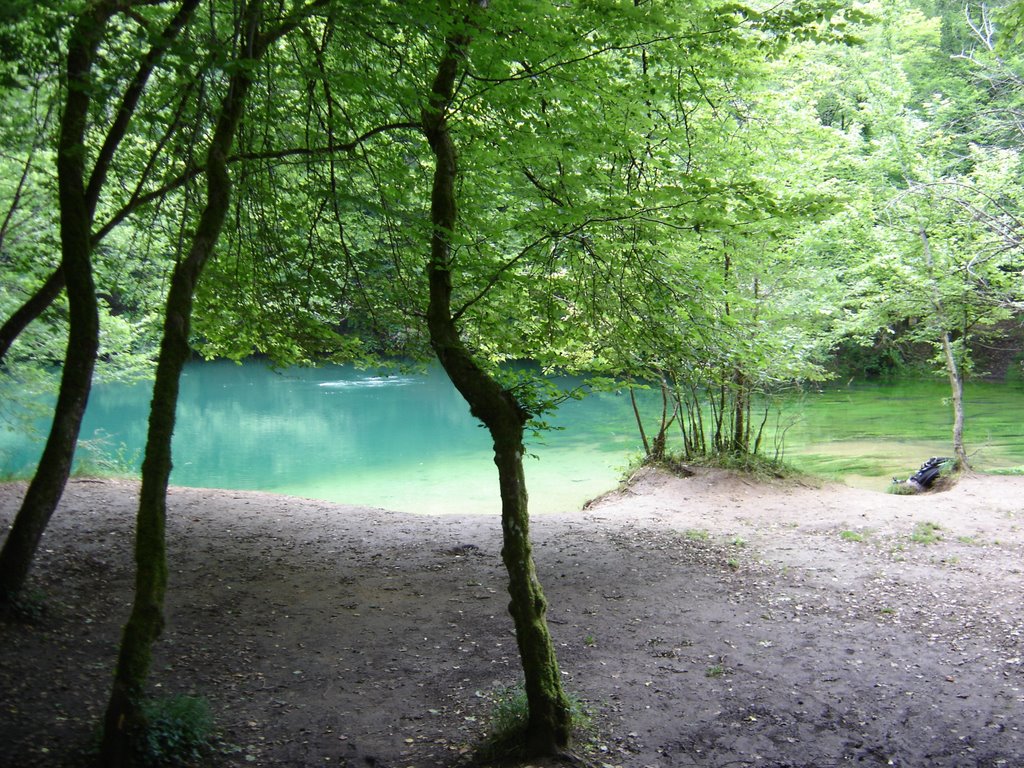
(2, 360), (1022, 514)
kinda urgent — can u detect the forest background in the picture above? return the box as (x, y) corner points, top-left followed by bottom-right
(1, 0), (1023, 764)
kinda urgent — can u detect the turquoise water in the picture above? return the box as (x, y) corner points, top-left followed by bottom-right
(1, 361), (1022, 514)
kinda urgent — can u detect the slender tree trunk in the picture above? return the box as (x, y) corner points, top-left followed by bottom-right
(690, 382), (706, 455)
(713, 384), (726, 452)
(99, 4), (263, 761)
(732, 370), (747, 454)
(919, 225), (970, 469)
(421, 18), (571, 757)
(941, 332), (969, 468)
(629, 385), (651, 457)
(0, 4), (113, 603)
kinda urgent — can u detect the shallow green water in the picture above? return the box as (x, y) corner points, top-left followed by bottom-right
(775, 379), (1024, 486)
(1, 361), (1022, 514)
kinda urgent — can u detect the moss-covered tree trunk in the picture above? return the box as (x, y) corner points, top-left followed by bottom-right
(421, 19), (572, 757)
(0, 0), (202, 605)
(99, 4), (264, 762)
(0, 3), (113, 603)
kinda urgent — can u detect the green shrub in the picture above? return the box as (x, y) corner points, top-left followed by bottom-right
(137, 695), (214, 767)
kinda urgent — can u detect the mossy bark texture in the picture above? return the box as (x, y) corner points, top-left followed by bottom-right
(0, 0), (203, 605)
(99, 4), (263, 763)
(0, 2), (113, 603)
(422, 13), (572, 757)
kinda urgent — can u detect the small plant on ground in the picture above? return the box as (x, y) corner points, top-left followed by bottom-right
(910, 521), (943, 545)
(73, 432), (141, 479)
(476, 684), (590, 763)
(0, 587), (47, 622)
(137, 694), (214, 767)
(840, 529), (867, 542)
(683, 528), (710, 541)
(706, 663), (729, 678)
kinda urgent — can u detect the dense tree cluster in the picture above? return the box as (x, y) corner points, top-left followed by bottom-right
(0, 0), (1021, 763)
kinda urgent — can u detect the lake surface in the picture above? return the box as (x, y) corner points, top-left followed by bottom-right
(2, 360), (1022, 514)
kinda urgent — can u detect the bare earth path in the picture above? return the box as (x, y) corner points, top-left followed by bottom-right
(1, 468), (1022, 767)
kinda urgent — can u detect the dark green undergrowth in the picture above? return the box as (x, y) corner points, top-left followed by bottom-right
(0, 586), (48, 622)
(83, 696), (216, 768)
(133, 695), (215, 767)
(79, 695), (218, 768)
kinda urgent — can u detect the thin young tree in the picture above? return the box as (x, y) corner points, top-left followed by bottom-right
(420, 6), (574, 753)
(99, 0), (329, 761)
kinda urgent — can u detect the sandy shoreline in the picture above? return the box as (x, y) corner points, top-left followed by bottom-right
(2, 469), (1023, 766)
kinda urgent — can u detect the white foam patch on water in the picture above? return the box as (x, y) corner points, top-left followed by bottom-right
(318, 376), (416, 389)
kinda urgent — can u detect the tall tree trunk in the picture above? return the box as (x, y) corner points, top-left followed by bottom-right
(0, 3), (113, 603)
(421, 19), (572, 757)
(99, 3), (264, 762)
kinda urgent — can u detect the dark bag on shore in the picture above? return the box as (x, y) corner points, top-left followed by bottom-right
(907, 457), (953, 490)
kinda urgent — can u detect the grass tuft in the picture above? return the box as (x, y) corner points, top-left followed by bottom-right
(887, 481), (918, 495)
(476, 684), (590, 764)
(910, 521), (943, 545)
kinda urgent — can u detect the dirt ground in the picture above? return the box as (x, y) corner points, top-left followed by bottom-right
(1, 467), (1023, 768)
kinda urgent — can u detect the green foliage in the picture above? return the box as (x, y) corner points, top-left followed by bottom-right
(72, 432), (140, 479)
(705, 663), (729, 678)
(136, 695), (214, 768)
(996, 1), (1024, 47)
